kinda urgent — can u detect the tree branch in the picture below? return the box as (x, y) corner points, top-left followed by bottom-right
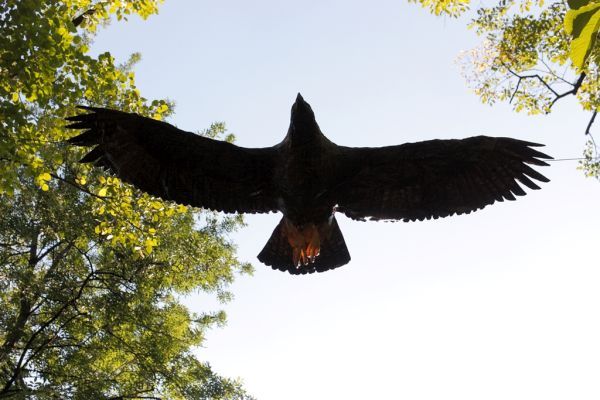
(0, 228), (42, 361)
(35, 240), (64, 264)
(0, 297), (32, 363)
(548, 72), (586, 109)
(22, 310), (90, 369)
(41, 241), (76, 284)
(585, 110), (598, 136)
(504, 63), (586, 111)
(50, 173), (108, 200)
(0, 272), (94, 395)
(72, 8), (98, 27)
(505, 66), (559, 102)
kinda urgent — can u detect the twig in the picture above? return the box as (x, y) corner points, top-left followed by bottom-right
(505, 65), (559, 102)
(548, 73), (586, 109)
(585, 110), (598, 136)
(49, 173), (108, 200)
(503, 62), (586, 110)
(35, 240), (64, 264)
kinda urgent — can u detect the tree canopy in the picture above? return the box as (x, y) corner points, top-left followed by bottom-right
(412, 0), (600, 178)
(1, 1), (253, 398)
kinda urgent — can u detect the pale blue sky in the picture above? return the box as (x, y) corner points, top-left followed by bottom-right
(92, 1), (600, 399)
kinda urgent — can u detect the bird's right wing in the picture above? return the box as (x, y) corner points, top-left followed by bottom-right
(334, 136), (551, 222)
(66, 107), (279, 214)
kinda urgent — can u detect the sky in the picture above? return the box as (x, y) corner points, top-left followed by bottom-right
(91, 1), (600, 399)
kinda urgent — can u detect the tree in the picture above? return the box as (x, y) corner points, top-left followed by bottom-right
(410, 0), (600, 178)
(1, 1), (253, 398)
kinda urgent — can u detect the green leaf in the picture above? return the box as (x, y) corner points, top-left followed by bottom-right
(0, 2), (252, 399)
(565, 2), (600, 69)
(565, 2), (600, 35)
(568, 0), (595, 11)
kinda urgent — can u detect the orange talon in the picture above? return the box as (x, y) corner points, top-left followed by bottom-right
(283, 219), (322, 268)
(292, 248), (301, 268)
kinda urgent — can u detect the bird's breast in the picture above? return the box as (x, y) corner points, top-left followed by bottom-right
(274, 143), (338, 224)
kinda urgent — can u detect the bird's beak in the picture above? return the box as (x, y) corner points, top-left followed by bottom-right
(293, 93), (310, 111)
(290, 93), (315, 126)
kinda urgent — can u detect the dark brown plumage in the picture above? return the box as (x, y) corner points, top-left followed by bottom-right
(66, 94), (551, 275)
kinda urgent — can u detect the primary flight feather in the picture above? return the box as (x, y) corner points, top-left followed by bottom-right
(66, 94), (551, 275)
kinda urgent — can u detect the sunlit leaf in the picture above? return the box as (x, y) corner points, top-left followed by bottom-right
(565, 1), (600, 69)
(0, 1), (252, 398)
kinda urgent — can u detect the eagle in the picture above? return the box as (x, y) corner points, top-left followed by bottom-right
(66, 94), (551, 275)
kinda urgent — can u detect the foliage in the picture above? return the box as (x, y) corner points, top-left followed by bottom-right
(407, 0), (470, 17)
(1, 1), (253, 398)
(411, 0), (600, 178)
(565, 0), (600, 70)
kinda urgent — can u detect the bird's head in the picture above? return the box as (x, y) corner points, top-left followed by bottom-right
(290, 93), (316, 128)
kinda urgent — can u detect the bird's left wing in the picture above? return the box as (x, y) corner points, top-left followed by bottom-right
(334, 136), (551, 222)
(66, 107), (278, 214)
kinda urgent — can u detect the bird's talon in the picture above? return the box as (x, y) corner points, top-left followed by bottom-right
(287, 223), (323, 268)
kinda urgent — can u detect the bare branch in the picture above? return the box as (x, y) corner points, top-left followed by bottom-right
(585, 110), (598, 136)
(35, 240), (64, 264)
(504, 65), (559, 101)
(538, 58), (572, 85)
(503, 63), (587, 111)
(548, 73), (586, 109)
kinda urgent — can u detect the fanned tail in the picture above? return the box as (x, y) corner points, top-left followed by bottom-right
(257, 216), (351, 275)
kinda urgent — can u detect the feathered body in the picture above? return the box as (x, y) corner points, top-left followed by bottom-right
(66, 94), (551, 275)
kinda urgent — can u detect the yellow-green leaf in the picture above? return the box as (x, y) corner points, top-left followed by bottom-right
(569, 0), (594, 10)
(565, 1), (600, 69)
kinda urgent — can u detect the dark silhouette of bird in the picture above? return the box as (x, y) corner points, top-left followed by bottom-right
(66, 94), (551, 275)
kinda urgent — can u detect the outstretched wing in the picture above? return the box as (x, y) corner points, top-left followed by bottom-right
(335, 136), (551, 222)
(66, 107), (278, 214)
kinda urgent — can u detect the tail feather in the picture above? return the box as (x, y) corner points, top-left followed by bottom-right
(257, 216), (351, 275)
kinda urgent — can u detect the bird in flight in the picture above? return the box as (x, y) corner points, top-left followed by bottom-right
(66, 94), (551, 275)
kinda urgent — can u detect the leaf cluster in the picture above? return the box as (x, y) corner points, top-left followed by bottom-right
(408, 0), (470, 17)
(411, 0), (600, 178)
(1, 1), (254, 398)
(565, 0), (600, 70)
